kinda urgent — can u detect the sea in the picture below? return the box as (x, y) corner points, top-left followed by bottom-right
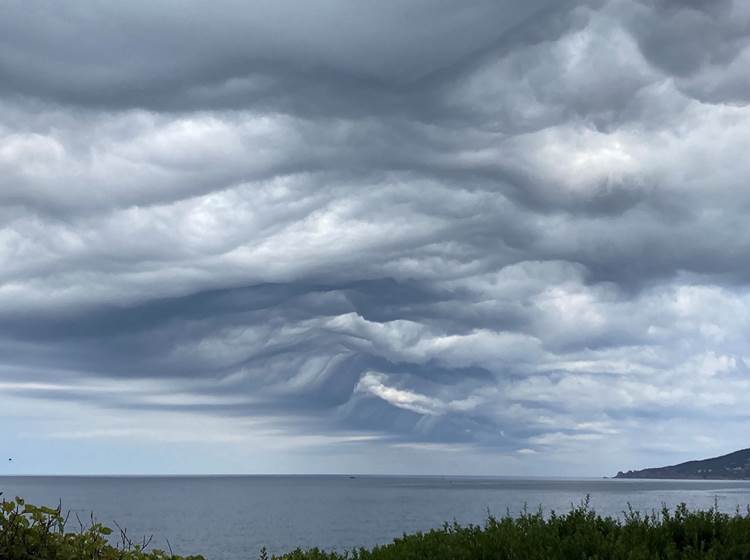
(2, 476), (750, 560)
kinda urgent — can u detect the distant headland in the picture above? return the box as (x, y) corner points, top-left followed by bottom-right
(615, 447), (750, 480)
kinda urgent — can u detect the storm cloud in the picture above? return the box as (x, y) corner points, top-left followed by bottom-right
(2, 0), (750, 475)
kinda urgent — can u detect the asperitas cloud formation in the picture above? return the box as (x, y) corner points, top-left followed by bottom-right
(2, 0), (750, 475)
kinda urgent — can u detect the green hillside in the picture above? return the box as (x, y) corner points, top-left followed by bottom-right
(616, 448), (750, 480)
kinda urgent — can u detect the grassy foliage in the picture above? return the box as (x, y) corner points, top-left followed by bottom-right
(0, 494), (204, 560)
(274, 499), (750, 560)
(5, 493), (750, 559)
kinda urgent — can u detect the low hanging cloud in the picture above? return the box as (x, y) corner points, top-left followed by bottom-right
(2, 0), (750, 474)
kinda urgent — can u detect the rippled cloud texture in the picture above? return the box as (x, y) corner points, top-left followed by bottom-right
(2, 0), (750, 475)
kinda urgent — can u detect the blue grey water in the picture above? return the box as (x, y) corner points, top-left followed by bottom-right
(2, 476), (750, 560)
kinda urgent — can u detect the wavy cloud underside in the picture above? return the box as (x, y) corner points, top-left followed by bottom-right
(2, 0), (750, 474)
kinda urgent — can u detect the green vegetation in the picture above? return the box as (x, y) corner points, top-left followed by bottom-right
(5, 493), (750, 559)
(0, 494), (203, 560)
(274, 499), (750, 560)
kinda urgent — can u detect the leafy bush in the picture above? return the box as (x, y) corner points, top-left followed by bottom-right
(273, 498), (750, 560)
(6, 493), (750, 560)
(0, 493), (204, 560)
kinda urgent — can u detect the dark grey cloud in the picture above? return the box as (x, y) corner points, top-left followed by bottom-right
(0, 1), (574, 112)
(2, 0), (750, 475)
(621, 0), (750, 103)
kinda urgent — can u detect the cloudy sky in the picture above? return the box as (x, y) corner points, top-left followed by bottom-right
(2, 0), (750, 476)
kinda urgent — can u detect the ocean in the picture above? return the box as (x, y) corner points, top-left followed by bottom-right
(2, 476), (750, 560)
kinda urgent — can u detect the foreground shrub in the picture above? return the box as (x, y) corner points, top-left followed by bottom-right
(274, 499), (750, 560)
(5, 493), (750, 559)
(0, 494), (203, 560)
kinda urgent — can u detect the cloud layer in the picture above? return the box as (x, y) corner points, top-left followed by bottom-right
(2, 0), (750, 475)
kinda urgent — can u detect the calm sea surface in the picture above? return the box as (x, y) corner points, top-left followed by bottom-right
(2, 476), (750, 559)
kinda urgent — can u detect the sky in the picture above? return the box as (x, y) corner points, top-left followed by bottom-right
(1, 0), (750, 476)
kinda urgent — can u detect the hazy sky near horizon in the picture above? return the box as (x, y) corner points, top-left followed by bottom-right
(2, 0), (750, 476)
